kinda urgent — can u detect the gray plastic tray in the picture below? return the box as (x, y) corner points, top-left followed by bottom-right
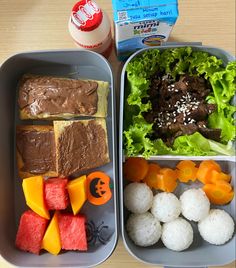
(0, 50), (118, 267)
(119, 45), (236, 267)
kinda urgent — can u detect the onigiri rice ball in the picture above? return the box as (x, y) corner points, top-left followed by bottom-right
(180, 188), (210, 222)
(198, 209), (235, 245)
(126, 212), (162, 247)
(124, 182), (153, 214)
(151, 192), (181, 222)
(161, 217), (193, 251)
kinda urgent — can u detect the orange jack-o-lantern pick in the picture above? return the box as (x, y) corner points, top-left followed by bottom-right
(87, 171), (112, 205)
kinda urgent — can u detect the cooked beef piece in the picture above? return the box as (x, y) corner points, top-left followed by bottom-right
(143, 112), (155, 124)
(175, 113), (185, 124)
(174, 78), (188, 92)
(148, 77), (161, 98)
(154, 123), (198, 140)
(182, 75), (211, 98)
(168, 123), (183, 134)
(198, 128), (222, 142)
(179, 123), (198, 135)
(144, 73), (220, 144)
(206, 104), (217, 114)
(190, 103), (208, 121)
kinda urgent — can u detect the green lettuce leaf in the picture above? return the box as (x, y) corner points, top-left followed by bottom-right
(124, 131), (235, 158)
(158, 48), (223, 79)
(124, 49), (161, 157)
(188, 51), (223, 78)
(208, 140), (235, 156)
(207, 61), (236, 143)
(172, 132), (217, 156)
(207, 61), (236, 109)
(172, 132), (235, 156)
(123, 119), (155, 158)
(159, 47), (192, 79)
(208, 110), (236, 143)
(153, 139), (180, 155)
(126, 49), (160, 79)
(124, 49), (160, 126)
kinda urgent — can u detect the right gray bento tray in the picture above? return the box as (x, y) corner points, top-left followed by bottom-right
(119, 45), (236, 268)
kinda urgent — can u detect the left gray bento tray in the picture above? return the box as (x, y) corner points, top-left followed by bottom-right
(0, 49), (118, 267)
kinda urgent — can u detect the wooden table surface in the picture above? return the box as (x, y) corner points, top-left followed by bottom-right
(0, 0), (235, 267)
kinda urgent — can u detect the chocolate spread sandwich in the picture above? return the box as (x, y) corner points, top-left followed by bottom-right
(53, 119), (110, 177)
(16, 125), (57, 179)
(18, 74), (109, 120)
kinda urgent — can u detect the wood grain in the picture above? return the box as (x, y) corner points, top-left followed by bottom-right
(0, 0), (235, 267)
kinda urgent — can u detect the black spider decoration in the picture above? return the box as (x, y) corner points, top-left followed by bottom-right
(86, 220), (109, 245)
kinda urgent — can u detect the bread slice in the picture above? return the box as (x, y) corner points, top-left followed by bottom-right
(18, 74), (109, 120)
(54, 119), (110, 177)
(16, 125), (58, 179)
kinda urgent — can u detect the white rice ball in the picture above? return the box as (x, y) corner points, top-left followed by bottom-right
(180, 188), (210, 222)
(151, 192), (181, 222)
(124, 182), (153, 214)
(126, 212), (162, 247)
(161, 218), (193, 251)
(198, 209), (235, 245)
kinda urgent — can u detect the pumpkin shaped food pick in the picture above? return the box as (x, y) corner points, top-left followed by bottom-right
(87, 171), (112, 205)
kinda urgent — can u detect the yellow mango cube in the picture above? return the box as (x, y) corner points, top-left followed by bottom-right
(42, 212), (61, 255)
(67, 175), (87, 215)
(22, 176), (50, 219)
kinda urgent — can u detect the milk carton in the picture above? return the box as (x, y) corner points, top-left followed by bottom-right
(111, 0), (179, 61)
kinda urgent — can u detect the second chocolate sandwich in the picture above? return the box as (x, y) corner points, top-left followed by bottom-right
(16, 119), (110, 178)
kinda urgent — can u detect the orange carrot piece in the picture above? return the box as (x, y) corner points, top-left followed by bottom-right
(203, 184), (234, 205)
(213, 180), (232, 193)
(210, 170), (231, 184)
(157, 168), (178, 192)
(123, 157), (149, 182)
(176, 160), (198, 183)
(197, 160), (221, 184)
(143, 163), (161, 189)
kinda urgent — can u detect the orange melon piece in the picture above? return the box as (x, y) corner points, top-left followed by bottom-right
(42, 212), (61, 255)
(22, 176), (49, 219)
(67, 175), (87, 215)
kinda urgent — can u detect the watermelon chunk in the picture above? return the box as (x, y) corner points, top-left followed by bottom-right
(58, 213), (87, 251)
(44, 178), (69, 210)
(15, 210), (48, 254)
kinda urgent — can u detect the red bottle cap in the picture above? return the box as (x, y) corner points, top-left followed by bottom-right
(71, 0), (103, 32)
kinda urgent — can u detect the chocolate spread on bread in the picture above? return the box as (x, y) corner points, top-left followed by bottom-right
(57, 121), (109, 176)
(18, 75), (98, 116)
(16, 129), (56, 174)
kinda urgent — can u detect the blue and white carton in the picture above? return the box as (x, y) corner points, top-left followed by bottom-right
(111, 0), (179, 61)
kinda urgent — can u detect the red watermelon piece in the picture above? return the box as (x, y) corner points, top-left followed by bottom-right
(44, 178), (69, 210)
(58, 213), (87, 251)
(15, 210), (48, 254)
